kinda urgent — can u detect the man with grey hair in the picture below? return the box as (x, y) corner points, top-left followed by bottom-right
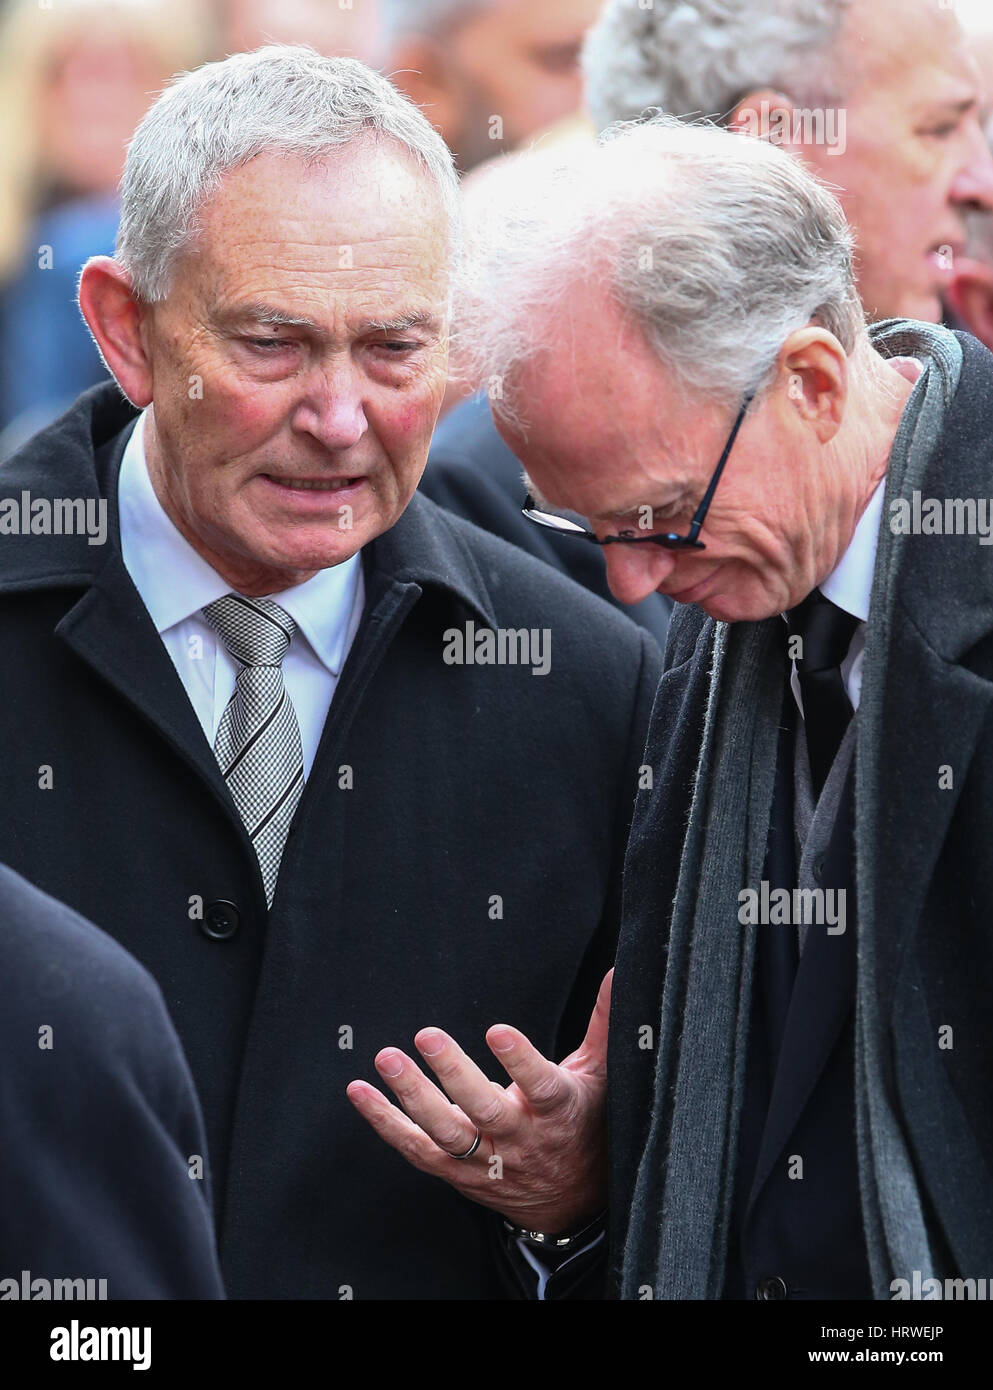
(374, 114), (993, 1300)
(419, 0), (993, 626)
(0, 44), (659, 1299)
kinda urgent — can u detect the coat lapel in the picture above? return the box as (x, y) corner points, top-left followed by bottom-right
(857, 611), (993, 1006)
(0, 386), (246, 842)
(54, 545), (242, 829)
(856, 328), (993, 1007)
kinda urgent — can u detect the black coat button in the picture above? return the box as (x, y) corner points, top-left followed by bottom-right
(201, 900), (241, 941)
(812, 855), (825, 883)
(755, 1275), (788, 1301)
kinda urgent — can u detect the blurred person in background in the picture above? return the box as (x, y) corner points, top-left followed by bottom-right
(584, 0), (993, 324)
(948, 206), (993, 350)
(946, 13), (993, 346)
(215, 0), (384, 64)
(381, 0), (600, 173)
(421, 0), (993, 647)
(0, 0), (205, 451)
(409, 0), (673, 643)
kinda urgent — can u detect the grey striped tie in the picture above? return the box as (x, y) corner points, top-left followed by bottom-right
(202, 594), (305, 908)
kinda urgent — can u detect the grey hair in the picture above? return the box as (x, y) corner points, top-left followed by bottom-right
(583, 0), (851, 132)
(115, 44), (461, 303)
(454, 115), (865, 428)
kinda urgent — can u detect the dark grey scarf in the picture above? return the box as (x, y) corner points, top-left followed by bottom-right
(618, 319), (963, 1299)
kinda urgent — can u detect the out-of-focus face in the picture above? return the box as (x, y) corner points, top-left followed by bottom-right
(139, 142), (450, 595)
(220, 0), (383, 64)
(947, 246), (993, 349)
(801, 0), (993, 321)
(39, 35), (167, 196)
(496, 287), (884, 625)
(443, 0), (601, 166)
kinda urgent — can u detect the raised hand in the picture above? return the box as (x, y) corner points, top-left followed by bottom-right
(346, 970), (612, 1234)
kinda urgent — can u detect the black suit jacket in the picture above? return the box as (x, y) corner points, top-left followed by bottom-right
(0, 382), (661, 1299)
(420, 392), (673, 649)
(0, 860), (224, 1298)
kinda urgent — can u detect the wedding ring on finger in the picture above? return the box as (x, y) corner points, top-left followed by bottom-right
(445, 1127), (482, 1160)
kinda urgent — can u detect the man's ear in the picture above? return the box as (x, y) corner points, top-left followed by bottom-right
(946, 261), (993, 352)
(728, 87), (800, 153)
(386, 37), (463, 155)
(775, 327), (848, 443)
(77, 257), (154, 407)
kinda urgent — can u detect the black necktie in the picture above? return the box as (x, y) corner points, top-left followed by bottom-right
(786, 589), (860, 800)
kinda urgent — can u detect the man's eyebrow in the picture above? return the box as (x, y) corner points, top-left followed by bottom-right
(521, 474), (577, 516)
(221, 304), (323, 332)
(921, 96), (979, 118)
(523, 470), (686, 522)
(362, 311), (442, 335)
(218, 305), (442, 336)
(521, 471), (551, 507)
(600, 493), (686, 522)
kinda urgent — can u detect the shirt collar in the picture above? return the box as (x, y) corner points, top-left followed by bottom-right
(118, 409), (362, 675)
(818, 477), (885, 624)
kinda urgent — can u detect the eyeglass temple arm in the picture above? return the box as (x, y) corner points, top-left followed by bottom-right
(685, 392), (755, 543)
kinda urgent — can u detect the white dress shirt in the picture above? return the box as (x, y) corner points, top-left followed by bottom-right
(118, 411), (365, 776)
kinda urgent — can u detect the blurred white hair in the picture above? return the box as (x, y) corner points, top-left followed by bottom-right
(583, 0), (851, 132)
(454, 115), (865, 428)
(115, 44), (461, 302)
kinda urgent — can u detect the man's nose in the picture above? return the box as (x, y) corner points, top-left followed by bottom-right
(950, 121), (993, 213)
(292, 359), (368, 451)
(603, 542), (678, 607)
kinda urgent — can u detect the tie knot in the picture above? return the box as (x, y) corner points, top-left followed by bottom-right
(202, 594), (296, 667)
(786, 589), (860, 672)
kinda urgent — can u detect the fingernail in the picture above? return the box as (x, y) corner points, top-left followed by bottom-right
(489, 1029), (514, 1052)
(418, 1031), (445, 1056)
(377, 1050), (403, 1077)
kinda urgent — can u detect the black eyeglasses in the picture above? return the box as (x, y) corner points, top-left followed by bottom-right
(521, 391), (754, 552)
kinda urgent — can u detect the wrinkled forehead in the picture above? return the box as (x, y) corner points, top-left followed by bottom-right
(187, 142), (453, 293)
